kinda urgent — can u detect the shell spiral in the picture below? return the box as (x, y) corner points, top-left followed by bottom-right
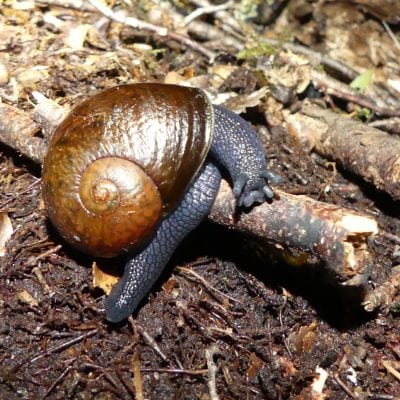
(42, 83), (213, 257)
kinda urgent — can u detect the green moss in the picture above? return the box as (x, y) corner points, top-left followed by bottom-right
(237, 42), (276, 60)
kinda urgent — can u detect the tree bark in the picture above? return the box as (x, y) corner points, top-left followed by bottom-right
(284, 103), (400, 201)
(210, 181), (378, 279)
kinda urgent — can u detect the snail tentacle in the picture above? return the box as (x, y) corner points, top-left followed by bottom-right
(105, 161), (222, 323)
(210, 105), (279, 207)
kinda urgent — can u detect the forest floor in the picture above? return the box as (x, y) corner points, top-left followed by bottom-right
(0, 1), (399, 399)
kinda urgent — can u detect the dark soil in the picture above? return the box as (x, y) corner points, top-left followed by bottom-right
(0, 1), (399, 399)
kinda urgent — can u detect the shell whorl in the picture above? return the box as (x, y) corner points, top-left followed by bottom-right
(76, 157), (163, 257)
(42, 83), (213, 258)
(42, 155), (162, 258)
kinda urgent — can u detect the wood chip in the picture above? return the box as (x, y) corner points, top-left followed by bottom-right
(0, 213), (13, 257)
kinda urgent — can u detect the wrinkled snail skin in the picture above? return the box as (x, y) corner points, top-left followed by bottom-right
(41, 83), (278, 324)
(106, 104), (277, 323)
(211, 105), (279, 206)
(106, 161), (221, 322)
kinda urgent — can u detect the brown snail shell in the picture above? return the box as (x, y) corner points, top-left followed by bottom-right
(42, 83), (214, 257)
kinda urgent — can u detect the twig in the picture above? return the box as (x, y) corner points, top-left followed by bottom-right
(279, 41), (358, 81)
(33, 244), (62, 262)
(362, 266), (400, 312)
(30, 329), (98, 364)
(87, 0), (167, 35)
(132, 347), (144, 400)
(42, 365), (73, 399)
(102, 371), (130, 399)
(32, 266), (51, 294)
(190, 0), (242, 33)
(183, 1), (233, 26)
(0, 103), (45, 164)
(80, 362), (132, 398)
(210, 181), (378, 279)
(136, 325), (168, 362)
(178, 304), (215, 340)
(369, 117), (400, 134)
(185, 18), (243, 50)
(31, 92), (69, 139)
(311, 70), (400, 117)
(333, 373), (357, 399)
(381, 360), (400, 382)
(129, 317), (144, 400)
(176, 266), (241, 304)
(285, 103), (400, 199)
(115, 369), (136, 399)
(205, 345), (220, 400)
(87, 0), (217, 61)
(0, 178), (41, 211)
(141, 367), (208, 375)
(35, 0), (95, 11)
(382, 21), (400, 51)
(367, 394), (395, 400)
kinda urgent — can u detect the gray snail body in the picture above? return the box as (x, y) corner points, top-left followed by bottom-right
(42, 83), (278, 322)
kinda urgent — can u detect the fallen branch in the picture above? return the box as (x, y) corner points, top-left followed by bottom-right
(0, 103), (45, 164)
(311, 71), (400, 117)
(210, 181), (378, 279)
(284, 103), (400, 201)
(369, 117), (400, 134)
(88, 0), (217, 62)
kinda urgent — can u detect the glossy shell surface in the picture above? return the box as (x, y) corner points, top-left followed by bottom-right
(42, 83), (214, 257)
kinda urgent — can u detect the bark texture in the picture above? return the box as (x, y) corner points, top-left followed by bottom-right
(284, 103), (400, 200)
(210, 181), (378, 279)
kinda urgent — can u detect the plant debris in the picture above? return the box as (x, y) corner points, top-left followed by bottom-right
(0, 1), (399, 399)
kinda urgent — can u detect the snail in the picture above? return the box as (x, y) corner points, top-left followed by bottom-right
(42, 83), (279, 323)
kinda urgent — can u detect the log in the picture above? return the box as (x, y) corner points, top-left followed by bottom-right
(284, 103), (400, 201)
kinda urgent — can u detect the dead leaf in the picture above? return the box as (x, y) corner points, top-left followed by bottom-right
(292, 322), (318, 353)
(10, 1), (35, 10)
(162, 277), (177, 295)
(0, 61), (9, 86)
(16, 66), (49, 88)
(247, 352), (264, 380)
(64, 24), (91, 51)
(222, 86), (269, 114)
(311, 366), (329, 398)
(92, 262), (119, 295)
(0, 213), (13, 257)
(278, 355), (298, 377)
(17, 289), (39, 307)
